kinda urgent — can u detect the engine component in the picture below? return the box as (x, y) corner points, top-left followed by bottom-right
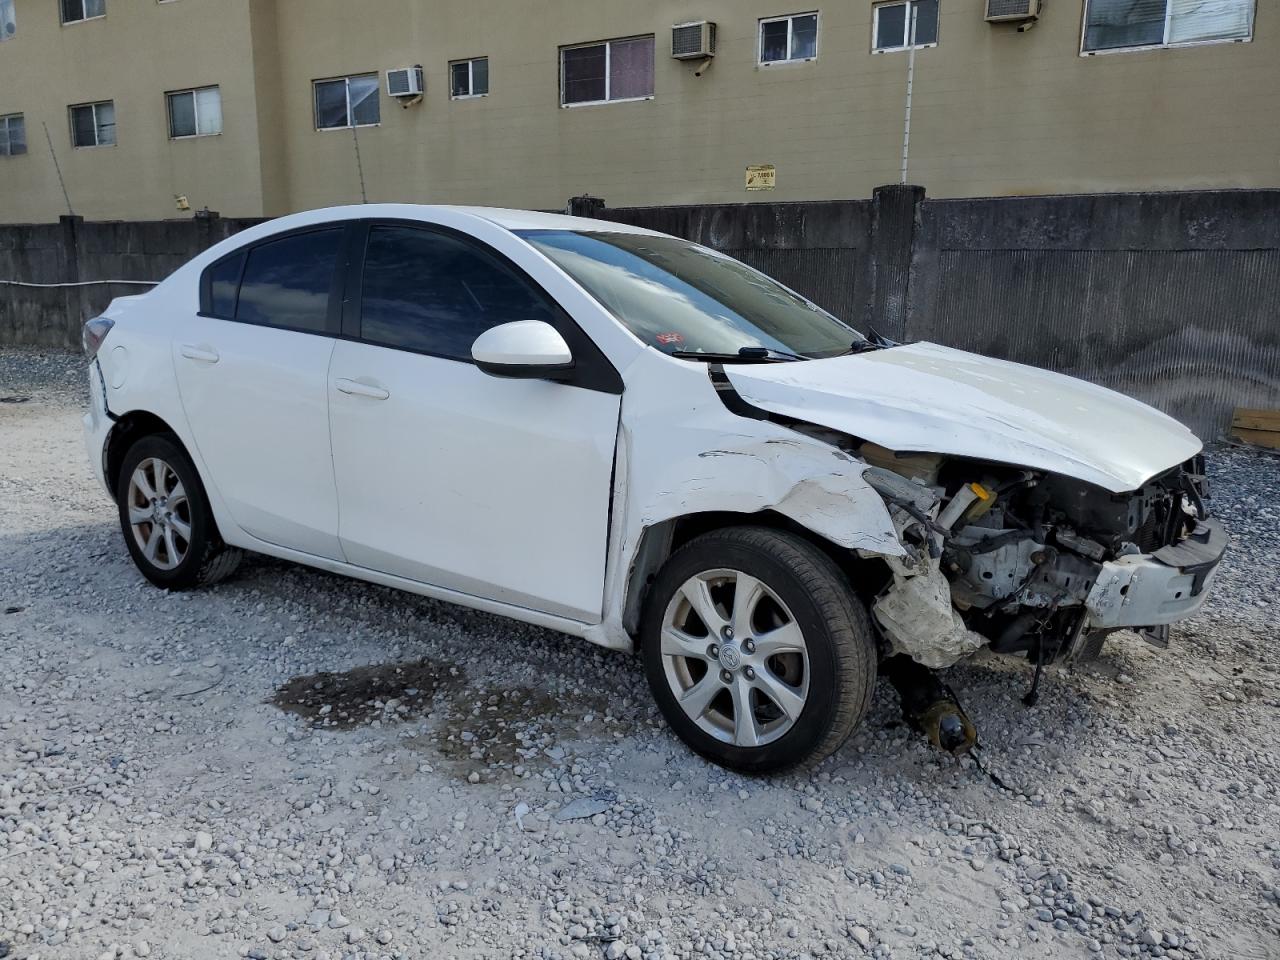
(883, 655), (976, 755)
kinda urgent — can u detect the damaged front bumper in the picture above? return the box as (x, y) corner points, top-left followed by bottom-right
(1084, 519), (1228, 629)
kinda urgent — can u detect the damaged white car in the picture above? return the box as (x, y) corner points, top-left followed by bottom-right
(82, 205), (1228, 772)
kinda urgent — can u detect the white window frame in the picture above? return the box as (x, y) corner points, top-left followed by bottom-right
(69, 100), (115, 148)
(166, 85), (221, 140)
(313, 73), (381, 131)
(61, 0), (106, 25)
(0, 113), (26, 157)
(1080, 0), (1256, 56)
(872, 1), (939, 54)
(559, 36), (655, 108)
(757, 12), (820, 66)
(449, 57), (489, 100)
(0, 0), (16, 42)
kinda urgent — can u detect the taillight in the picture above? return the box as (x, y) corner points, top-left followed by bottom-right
(82, 317), (115, 359)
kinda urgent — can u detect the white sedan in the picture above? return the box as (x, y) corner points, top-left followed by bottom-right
(82, 205), (1227, 771)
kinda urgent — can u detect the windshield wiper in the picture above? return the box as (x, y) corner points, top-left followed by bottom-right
(669, 346), (805, 363)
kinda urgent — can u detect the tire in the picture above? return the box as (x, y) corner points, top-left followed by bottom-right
(640, 525), (877, 774)
(115, 433), (242, 590)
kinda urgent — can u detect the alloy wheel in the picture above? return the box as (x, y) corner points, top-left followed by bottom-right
(660, 568), (810, 747)
(125, 457), (191, 571)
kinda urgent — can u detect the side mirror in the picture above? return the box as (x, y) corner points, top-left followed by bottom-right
(472, 320), (574, 380)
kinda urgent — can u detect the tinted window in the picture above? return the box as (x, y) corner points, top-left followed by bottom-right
(206, 253), (243, 317)
(236, 229), (343, 333)
(360, 226), (556, 360)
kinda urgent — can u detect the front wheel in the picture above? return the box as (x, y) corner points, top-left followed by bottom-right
(116, 434), (242, 590)
(640, 526), (877, 773)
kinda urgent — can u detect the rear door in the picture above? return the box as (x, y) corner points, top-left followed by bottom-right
(172, 226), (349, 559)
(327, 222), (622, 622)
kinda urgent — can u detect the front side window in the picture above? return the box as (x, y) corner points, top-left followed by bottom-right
(70, 100), (116, 147)
(360, 225), (557, 361)
(1083, 0), (1255, 52)
(236, 229), (344, 333)
(560, 36), (654, 106)
(314, 73), (380, 130)
(1, 0), (16, 41)
(167, 86), (222, 138)
(519, 230), (863, 360)
(873, 0), (939, 52)
(0, 114), (25, 156)
(61, 0), (105, 24)
(759, 13), (818, 64)
(450, 57), (489, 98)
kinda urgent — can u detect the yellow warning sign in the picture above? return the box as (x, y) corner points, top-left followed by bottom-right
(745, 164), (776, 191)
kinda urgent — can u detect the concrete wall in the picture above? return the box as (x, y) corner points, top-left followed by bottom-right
(0, 0), (1277, 222)
(2, 188), (1277, 439)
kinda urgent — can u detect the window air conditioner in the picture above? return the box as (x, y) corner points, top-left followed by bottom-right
(386, 66), (425, 98)
(672, 21), (716, 59)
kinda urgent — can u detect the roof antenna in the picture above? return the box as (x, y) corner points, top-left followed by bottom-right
(350, 124), (368, 203)
(43, 121), (75, 216)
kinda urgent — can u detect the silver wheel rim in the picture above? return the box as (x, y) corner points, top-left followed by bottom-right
(660, 568), (810, 748)
(126, 457), (191, 571)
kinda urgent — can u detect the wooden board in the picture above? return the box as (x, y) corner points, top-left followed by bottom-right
(1231, 407), (1280, 449)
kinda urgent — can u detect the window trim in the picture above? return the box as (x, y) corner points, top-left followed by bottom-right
(68, 100), (116, 149)
(0, 113), (25, 157)
(1079, 0), (1256, 56)
(757, 11), (820, 66)
(559, 35), (656, 108)
(312, 73), (381, 131)
(198, 223), (353, 338)
(871, 0), (939, 54)
(449, 57), (489, 100)
(60, 0), (105, 25)
(166, 85), (222, 140)
(345, 219), (623, 394)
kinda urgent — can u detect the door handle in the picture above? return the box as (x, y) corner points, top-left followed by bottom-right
(334, 378), (390, 401)
(180, 344), (220, 364)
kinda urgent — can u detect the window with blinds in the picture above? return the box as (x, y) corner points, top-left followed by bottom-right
(1083, 0), (1255, 53)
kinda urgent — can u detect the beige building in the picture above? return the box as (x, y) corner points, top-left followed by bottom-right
(0, 0), (1274, 223)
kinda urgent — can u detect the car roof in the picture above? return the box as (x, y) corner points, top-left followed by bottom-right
(256, 203), (666, 238)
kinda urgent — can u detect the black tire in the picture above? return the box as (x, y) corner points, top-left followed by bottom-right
(640, 526), (877, 774)
(115, 433), (242, 590)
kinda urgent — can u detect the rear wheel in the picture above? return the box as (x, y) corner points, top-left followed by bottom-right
(116, 434), (241, 590)
(641, 526), (877, 773)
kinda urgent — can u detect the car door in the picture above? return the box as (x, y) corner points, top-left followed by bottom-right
(327, 222), (622, 623)
(172, 225), (349, 560)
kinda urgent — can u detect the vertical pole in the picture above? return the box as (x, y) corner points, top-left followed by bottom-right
(351, 124), (368, 204)
(899, 6), (919, 186)
(43, 122), (75, 216)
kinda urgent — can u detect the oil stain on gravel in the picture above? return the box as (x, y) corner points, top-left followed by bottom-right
(272, 658), (455, 729)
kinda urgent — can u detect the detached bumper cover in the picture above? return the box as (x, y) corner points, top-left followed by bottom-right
(1084, 519), (1228, 629)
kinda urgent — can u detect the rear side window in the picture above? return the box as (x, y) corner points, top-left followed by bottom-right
(206, 252), (243, 317)
(236, 229), (344, 333)
(359, 225), (557, 360)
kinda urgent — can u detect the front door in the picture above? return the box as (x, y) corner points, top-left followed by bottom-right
(327, 224), (621, 622)
(172, 226), (348, 560)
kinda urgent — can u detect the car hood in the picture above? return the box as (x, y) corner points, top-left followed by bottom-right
(724, 342), (1202, 493)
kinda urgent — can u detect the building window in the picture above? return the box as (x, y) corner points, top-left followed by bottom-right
(70, 100), (116, 147)
(0, 0), (16, 41)
(1083, 0), (1254, 53)
(450, 57), (489, 99)
(167, 86), (222, 138)
(314, 74), (380, 130)
(61, 0), (105, 24)
(873, 0), (939, 52)
(0, 114), (25, 156)
(758, 13), (818, 64)
(560, 36), (654, 106)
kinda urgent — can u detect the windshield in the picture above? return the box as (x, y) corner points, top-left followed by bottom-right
(517, 229), (864, 360)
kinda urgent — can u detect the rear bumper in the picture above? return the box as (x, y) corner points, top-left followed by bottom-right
(1084, 519), (1228, 629)
(82, 361), (113, 496)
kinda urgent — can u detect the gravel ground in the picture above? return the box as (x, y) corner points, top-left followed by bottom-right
(1, 348), (1277, 960)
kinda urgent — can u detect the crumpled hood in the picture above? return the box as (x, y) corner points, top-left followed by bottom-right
(724, 342), (1202, 493)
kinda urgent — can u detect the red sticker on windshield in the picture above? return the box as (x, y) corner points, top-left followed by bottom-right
(656, 332), (684, 345)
